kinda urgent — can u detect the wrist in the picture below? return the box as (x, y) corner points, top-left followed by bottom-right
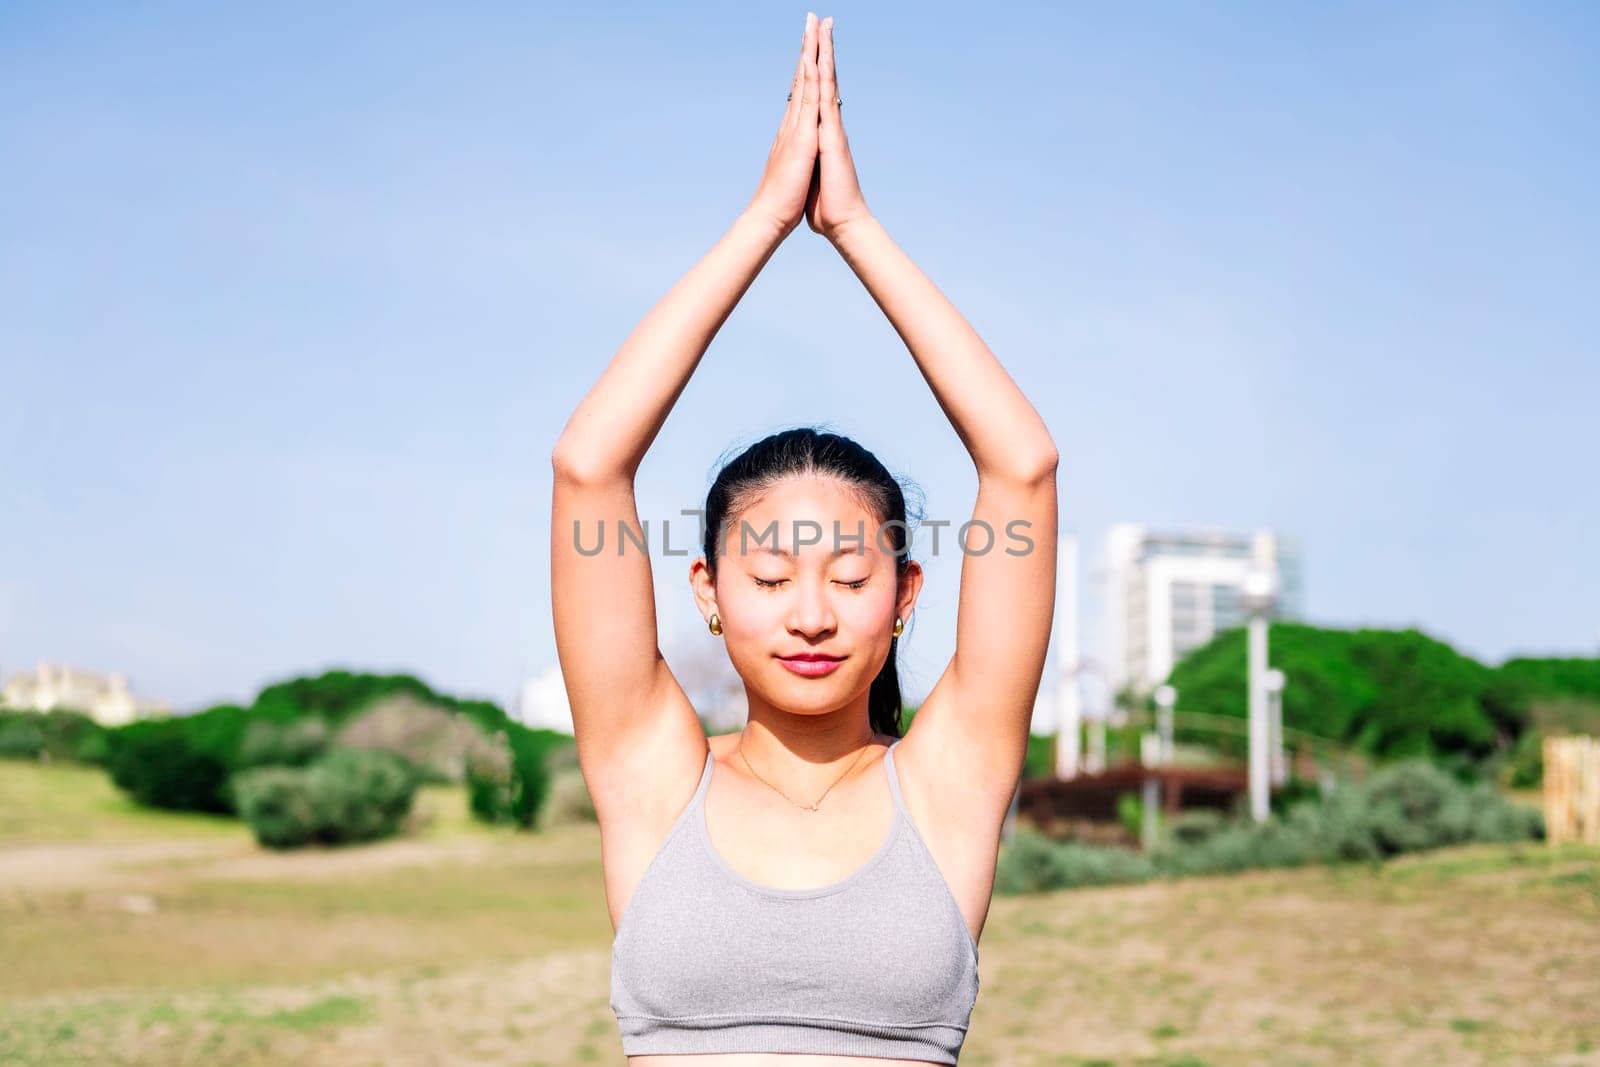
(824, 213), (880, 251)
(733, 207), (795, 247)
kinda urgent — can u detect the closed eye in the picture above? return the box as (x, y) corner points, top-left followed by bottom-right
(753, 578), (869, 590)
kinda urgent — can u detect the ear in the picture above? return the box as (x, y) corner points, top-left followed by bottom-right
(895, 560), (924, 626)
(689, 556), (719, 620)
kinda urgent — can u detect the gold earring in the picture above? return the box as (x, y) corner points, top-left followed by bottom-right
(892, 616), (904, 638)
(708, 613), (722, 636)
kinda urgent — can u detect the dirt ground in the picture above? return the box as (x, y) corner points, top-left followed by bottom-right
(2, 763), (1597, 1066)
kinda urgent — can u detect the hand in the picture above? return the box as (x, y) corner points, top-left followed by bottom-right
(745, 13), (822, 238)
(805, 16), (872, 241)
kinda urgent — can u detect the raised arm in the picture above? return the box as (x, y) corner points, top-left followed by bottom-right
(809, 18), (1058, 802)
(551, 14), (825, 804)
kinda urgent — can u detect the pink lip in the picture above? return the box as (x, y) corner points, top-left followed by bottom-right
(778, 656), (844, 677)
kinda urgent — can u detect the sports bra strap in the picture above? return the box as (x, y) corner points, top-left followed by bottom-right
(883, 739), (908, 816)
(693, 746), (715, 804)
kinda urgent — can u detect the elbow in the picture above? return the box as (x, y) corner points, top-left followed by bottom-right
(1028, 448), (1060, 483)
(550, 443), (610, 488)
(982, 447), (1059, 487)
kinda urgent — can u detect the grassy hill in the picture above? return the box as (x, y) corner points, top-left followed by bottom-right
(2, 760), (1597, 1066)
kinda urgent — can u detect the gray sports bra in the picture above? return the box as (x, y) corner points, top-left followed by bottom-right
(609, 738), (981, 1063)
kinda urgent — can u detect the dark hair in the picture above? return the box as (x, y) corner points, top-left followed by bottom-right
(702, 426), (922, 738)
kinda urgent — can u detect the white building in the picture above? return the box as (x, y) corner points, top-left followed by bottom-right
(1024, 533), (1087, 776)
(1, 662), (168, 726)
(519, 656), (747, 735)
(1102, 524), (1303, 695)
(516, 664), (575, 732)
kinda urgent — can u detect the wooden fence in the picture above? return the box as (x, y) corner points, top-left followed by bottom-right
(1543, 735), (1600, 845)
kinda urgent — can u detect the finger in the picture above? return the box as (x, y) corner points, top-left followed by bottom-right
(783, 13), (813, 128)
(818, 16), (839, 134)
(790, 12), (820, 134)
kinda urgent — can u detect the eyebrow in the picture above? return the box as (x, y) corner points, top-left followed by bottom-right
(764, 545), (865, 559)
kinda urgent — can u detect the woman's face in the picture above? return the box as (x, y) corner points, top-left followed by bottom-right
(693, 475), (920, 716)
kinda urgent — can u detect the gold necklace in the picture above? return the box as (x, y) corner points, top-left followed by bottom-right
(737, 731), (876, 812)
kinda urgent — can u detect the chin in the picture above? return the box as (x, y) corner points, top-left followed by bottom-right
(770, 673), (862, 711)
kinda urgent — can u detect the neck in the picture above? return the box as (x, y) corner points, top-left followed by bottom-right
(738, 694), (879, 768)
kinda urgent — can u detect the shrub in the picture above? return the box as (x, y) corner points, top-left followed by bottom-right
(466, 730), (516, 824)
(239, 716), (330, 769)
(308, 748), (417, 843)
(1167, 808), (1227, 846)
(231, 748), (417, 849)
(0, 709), (108, 764)
(107, 708), (248, 813)
(0, 719), (45, 760)
(1164, 624), (1522, 766)
(1356, 760), (1476, 854)
(998, 758), (1543, 895)
(1156, 817), (1320, 877)
(336, 695), (502, 784)
(994, 828), (1156, 894)
(507, 729), (555, 829)
(230, 766), (321, 848)
(539, 766), (597, 829)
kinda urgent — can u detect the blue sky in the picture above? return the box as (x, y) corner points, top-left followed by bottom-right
(3, 2), (1596, 713)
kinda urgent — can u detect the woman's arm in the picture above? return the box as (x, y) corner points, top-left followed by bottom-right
(832, 216), (1059, 800)
(550, 213), (788, 776)
(828, 216), (1059, 481)
(552, 14), (825, 804)
(551, 211), (788, 482)
(811, 19), (1056, 802)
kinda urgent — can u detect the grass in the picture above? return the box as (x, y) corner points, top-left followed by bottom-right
(0, 760), (239, 843)
(2, 760), (1598, 1065)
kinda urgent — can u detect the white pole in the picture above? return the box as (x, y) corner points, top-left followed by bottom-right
(1154, 684), (1176, 766)
(1056, 534), (1081, 780)
(1248, 613), (1270, 823)
(1140, 731), (1161, 850)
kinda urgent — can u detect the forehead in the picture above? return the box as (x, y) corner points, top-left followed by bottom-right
(726, 476), (883, 558)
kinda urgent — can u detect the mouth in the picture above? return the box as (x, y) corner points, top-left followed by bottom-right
(777, 654), (846, 678)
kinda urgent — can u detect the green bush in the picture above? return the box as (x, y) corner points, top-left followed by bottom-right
(506, 729), (556, 829)
(1496, 658), (1600, 704)
(232, 748), (417, 850)
(997, 758), (1544, 895)
(107, 708), (249, 813)
(0, 719), (45, 760)
(229, 766), (321, 848)
(1357, 760), (1476, 854)
(238, 716), (330, 769)
(308, 748), (417, 843)
(465, 730), (515, 824)
(1165, 625), (1523, 766)
(0, 709), (108, 764)
(1167, 808), (1227, 846)
(244, 671), (568, 830)
(539, 766), (597, 829)
(1023, 734), (1055, 779)
(994, 828), (1156, 894)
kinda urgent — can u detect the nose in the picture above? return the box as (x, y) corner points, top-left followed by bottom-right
(785, 576), (837, 639)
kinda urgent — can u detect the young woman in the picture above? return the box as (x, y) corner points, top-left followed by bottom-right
(551, 13), (1057, 1065)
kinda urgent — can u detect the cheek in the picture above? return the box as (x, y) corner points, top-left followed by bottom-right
(839, 590), (894, 632)
(720, 585), (780, 634)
